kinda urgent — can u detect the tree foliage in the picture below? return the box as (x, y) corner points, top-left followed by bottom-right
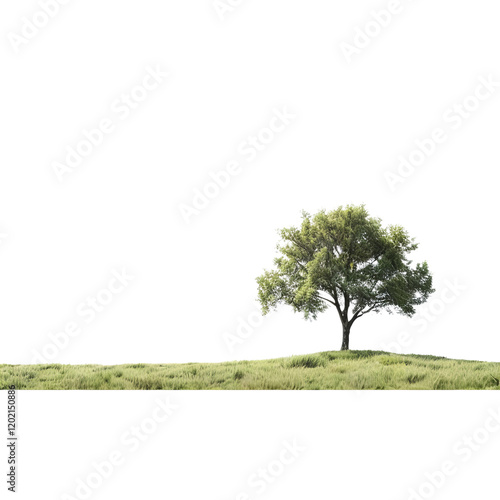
(256, 205), (434, 349)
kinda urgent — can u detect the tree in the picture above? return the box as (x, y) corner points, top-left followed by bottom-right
(256, 205), (434, 350)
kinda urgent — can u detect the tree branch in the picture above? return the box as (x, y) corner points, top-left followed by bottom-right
(349, 303), (379, 326)
(329, 288), (344, 321)
(317, 294), (335, 306)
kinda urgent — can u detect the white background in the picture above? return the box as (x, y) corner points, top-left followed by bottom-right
(1, 1), (500, 498)
(2, 391), (500, 499)
(1, 0), (499, 365)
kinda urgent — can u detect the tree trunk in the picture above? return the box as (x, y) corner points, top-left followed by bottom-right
(341, 323), (350, 350)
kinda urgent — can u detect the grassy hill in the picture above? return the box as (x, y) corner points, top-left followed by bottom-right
(2, 350), (500, 390)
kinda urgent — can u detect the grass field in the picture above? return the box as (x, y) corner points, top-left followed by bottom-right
(2, 350), (500, 390)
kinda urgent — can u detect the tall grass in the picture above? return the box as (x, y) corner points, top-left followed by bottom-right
(1, 351), (499, 390)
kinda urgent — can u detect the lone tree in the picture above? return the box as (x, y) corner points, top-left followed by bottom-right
(256, 205), (434, 350)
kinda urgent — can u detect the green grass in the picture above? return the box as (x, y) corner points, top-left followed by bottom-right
(1, 351), (500, 390)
